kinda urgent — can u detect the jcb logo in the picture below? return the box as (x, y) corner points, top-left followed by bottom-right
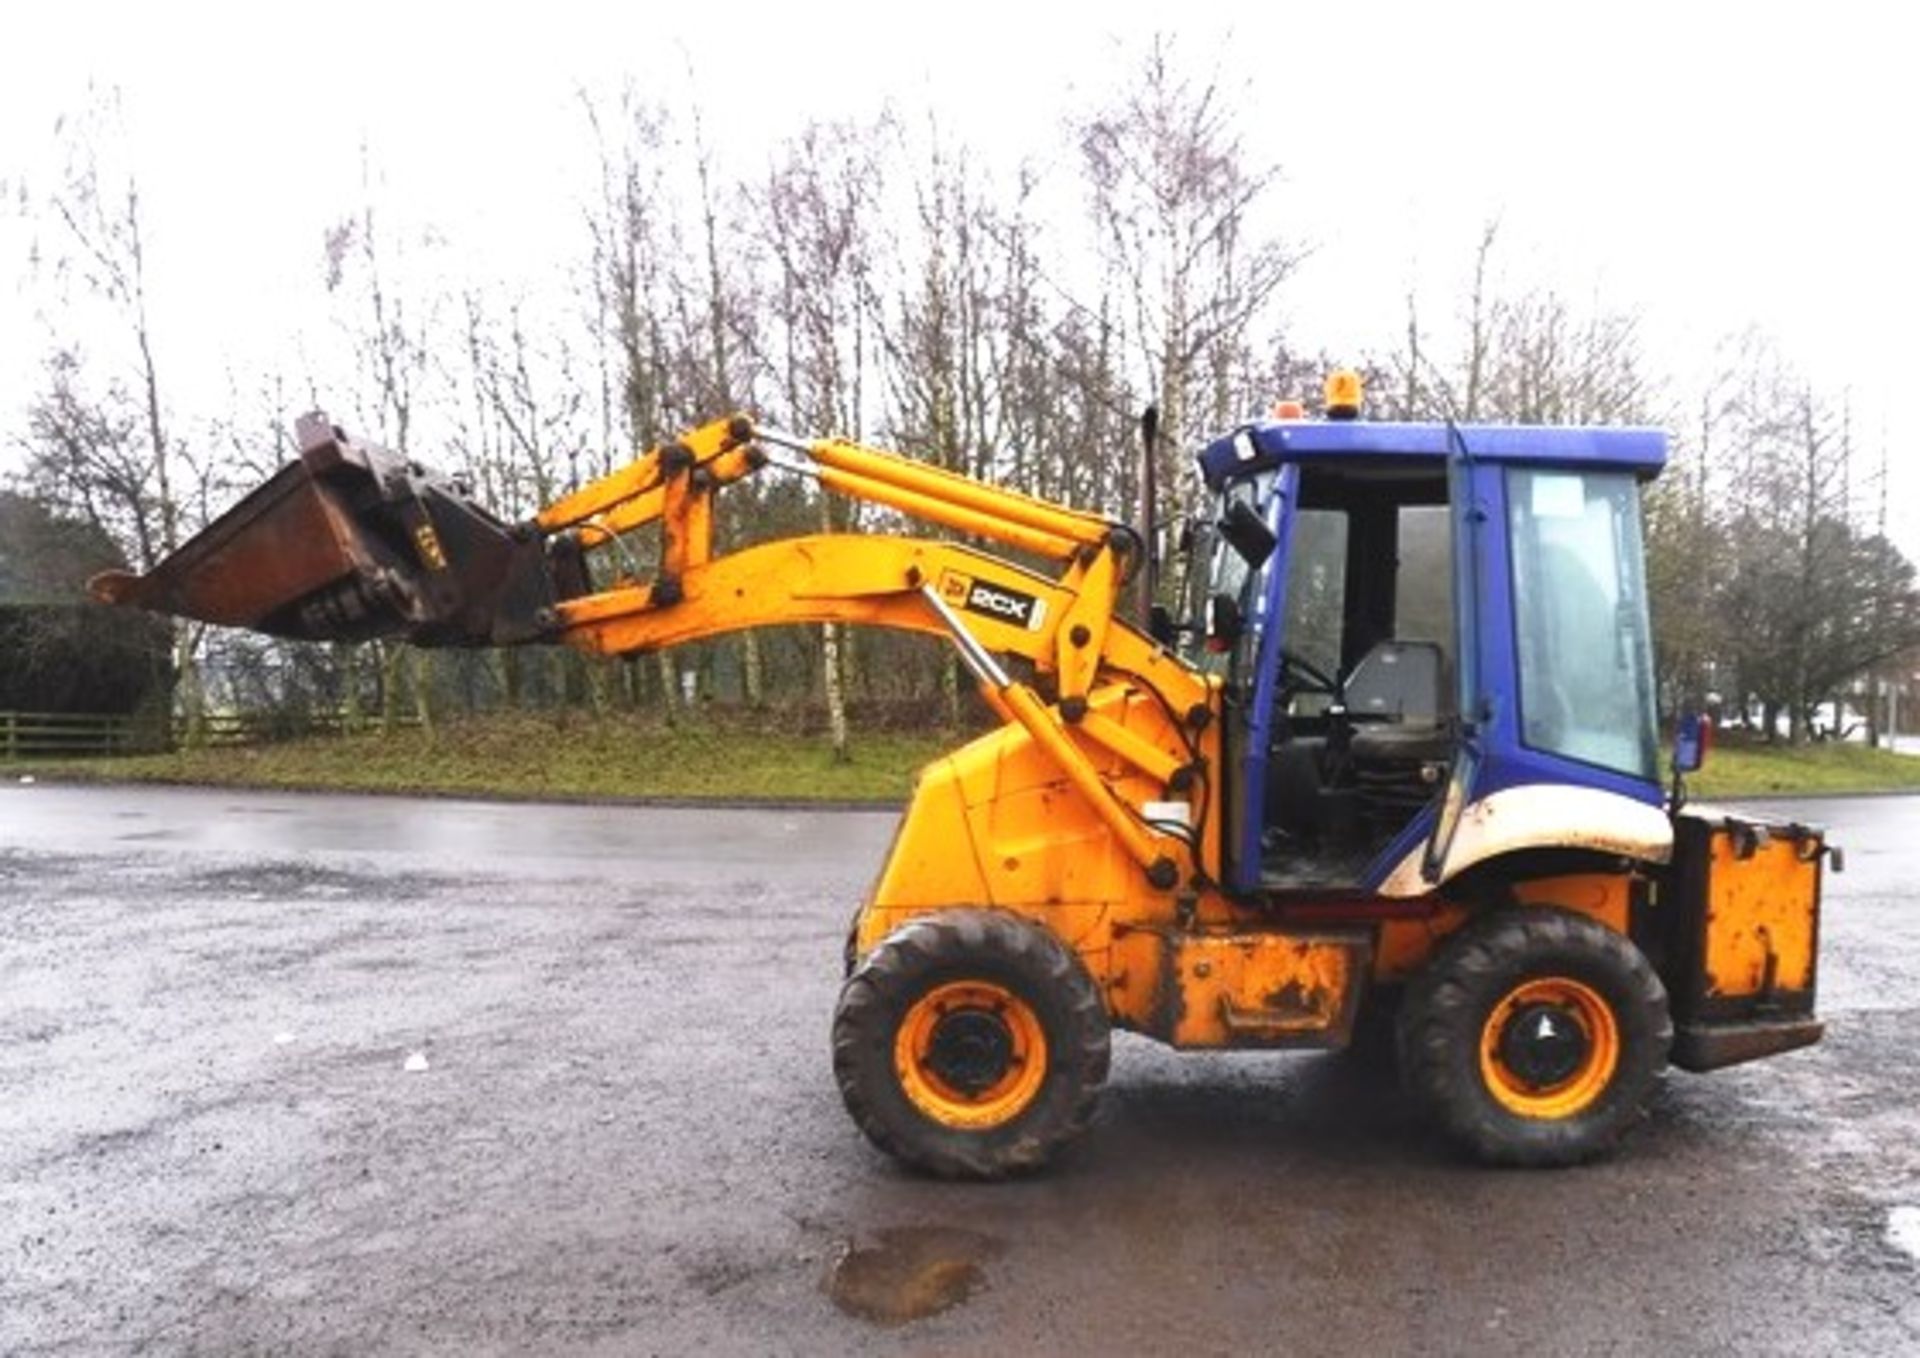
(939, 571), (1046, 632)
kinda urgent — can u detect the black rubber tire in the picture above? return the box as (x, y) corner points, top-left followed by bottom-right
(1396, 907), (1672, 1167)
(832, 909), (1111, 1180)
(841, 907), (862, 979)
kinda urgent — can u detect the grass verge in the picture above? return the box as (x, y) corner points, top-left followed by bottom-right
(11, 711), (955, 804)
(10, 715), (1918, 803)
(1685, 738), (1920, 798)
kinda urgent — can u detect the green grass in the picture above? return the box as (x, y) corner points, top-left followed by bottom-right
(1685, 737), (1920, 798)
(13, 712), (1918, 803)
(13, 711), (955, 804)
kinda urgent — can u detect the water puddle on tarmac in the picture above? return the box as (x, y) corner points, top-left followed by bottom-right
(824, 1225), (1003, 1326)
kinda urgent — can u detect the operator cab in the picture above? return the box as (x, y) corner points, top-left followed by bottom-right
(1261, 464), (1455, 886)
(1186, 378), (1667, 897)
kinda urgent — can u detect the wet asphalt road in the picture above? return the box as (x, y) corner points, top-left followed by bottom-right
(2, 783), (1916, 1355)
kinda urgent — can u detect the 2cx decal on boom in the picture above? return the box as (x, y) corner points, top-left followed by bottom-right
(939, 571), (1048, 632)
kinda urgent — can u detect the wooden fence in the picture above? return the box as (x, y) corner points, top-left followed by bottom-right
(1, 711), (157, 759)
(1, 710), (419, 760)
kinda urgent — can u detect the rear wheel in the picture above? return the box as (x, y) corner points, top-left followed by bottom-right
(1397, 907), (1670, 1166)
(832, 909), (1110, 1179)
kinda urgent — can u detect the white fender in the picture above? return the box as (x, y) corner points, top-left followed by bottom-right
(1376, 783), (1672, 898)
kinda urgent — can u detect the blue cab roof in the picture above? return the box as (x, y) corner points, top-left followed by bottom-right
(1197, 418), (1668, 490)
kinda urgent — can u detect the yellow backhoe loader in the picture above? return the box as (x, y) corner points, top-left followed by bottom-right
(94, 382), (1834, 1176)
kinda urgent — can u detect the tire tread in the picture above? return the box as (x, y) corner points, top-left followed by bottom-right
(1397, 906), (1671, 1167)
(831, 908), (1110, 1179)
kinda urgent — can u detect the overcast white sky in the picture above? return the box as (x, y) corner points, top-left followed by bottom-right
(3, 1), (1914, 555)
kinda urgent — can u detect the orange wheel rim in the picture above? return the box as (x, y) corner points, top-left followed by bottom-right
(1478, 976), (1620, 1119)
(895, 981), (1048, 1130)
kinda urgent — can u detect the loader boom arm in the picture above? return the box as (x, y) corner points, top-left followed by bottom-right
(92, 410), (1217, 891)
(535, 414), (1208, 889)
(538, 415), (1160, 701)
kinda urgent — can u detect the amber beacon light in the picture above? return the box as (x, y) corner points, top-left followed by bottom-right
(1324, 369), (1363, 420)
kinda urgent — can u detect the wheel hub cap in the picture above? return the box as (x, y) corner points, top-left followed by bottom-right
(1498, 1002), (1590, 1089)
(896, 980), (1049, 1129)
(925, 1010), (1015, 1096)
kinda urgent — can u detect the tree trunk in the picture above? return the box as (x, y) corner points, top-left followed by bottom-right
(742, 631), (765, 708)
(413, 649), (436, 740)
(173, 625), (205, 750)
(501, 647), (522, 710)
(380, 642), (404, 734)
(656, 652), (678, 725)
(943, 654), (962, 729)
(588, 657), (614, 716)
(339, 642), (363, 731)
(822, 622), (851, 763)
(1146, 342), (1186, 623)
(817, 492), (850, 761)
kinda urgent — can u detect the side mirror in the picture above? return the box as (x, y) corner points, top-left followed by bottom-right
(1673, 711), (1712, 774)
(1219, 500), (1276, 570)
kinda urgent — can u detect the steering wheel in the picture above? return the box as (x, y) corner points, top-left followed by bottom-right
(1278, 648), (1341, 702)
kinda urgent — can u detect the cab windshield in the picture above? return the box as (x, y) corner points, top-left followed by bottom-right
(1506, 468), (1659, 781)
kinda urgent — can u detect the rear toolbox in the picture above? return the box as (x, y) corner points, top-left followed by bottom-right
(1656, 809), (1830, 1071)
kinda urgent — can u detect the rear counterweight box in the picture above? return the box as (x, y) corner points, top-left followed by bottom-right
(1661, 810), (1827, 1071)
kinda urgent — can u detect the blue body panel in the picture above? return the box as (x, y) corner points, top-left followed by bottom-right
(1199, 419), (1667, 490)
(1218, 418), (1669, 894)
(1234, 465), (1300, 883)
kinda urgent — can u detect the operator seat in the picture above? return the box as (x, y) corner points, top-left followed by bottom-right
(1344, 640), (1453, 827)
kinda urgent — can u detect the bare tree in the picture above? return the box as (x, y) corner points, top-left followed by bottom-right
(323, 146), (439, 735)
(1658, 335), (1920, 741)
(1460, 220), (1500, 420)
(685, 100), (772, 709)
(755, 119), (890, 761)
(20, 90), (208, 739)
(1080, 35), (1300, 604)
(582, 88), (693, 718)
(1394, 224), (1651, 428)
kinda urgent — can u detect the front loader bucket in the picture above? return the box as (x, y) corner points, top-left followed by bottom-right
(90, 411), (586, 647)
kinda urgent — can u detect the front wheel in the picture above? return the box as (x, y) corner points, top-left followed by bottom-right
(832, 909), (1110, 1179)
(1397, 907), (1671, 1166)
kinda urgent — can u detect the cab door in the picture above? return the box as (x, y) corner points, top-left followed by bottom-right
(1409, 447), (1671, 891)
